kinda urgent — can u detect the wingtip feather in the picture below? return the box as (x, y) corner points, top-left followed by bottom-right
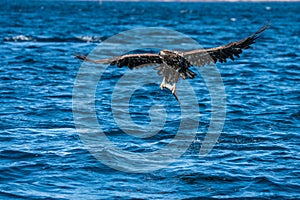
(251, 21), (271, 40)
(75, 54), (87, 61)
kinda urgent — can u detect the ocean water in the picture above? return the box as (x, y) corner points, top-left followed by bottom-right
(1, 0), (300, 199)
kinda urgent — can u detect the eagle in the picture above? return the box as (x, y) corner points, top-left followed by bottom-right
(76, 23), (269, 102)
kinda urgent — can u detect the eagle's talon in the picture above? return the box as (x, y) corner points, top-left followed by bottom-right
(160, 77), (166, 90)
(170, 84), (176, 94)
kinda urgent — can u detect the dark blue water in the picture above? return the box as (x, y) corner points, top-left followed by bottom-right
(1, 0), (300, 199)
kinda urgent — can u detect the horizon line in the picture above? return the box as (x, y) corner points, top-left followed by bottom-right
(59, 0), (300, 2)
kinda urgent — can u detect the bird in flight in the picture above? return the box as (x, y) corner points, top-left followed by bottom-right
(76, 23), (269, 102)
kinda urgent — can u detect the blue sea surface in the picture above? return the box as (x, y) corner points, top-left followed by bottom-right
(1, 0), (300, 199)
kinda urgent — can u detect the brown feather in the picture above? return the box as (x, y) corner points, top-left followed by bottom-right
(183, 23), (270, 66)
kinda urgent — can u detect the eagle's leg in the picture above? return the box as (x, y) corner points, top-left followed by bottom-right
(160, 77), (166, 90)
(170, 83), (176, 94)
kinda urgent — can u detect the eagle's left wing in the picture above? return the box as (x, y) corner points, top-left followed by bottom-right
(183, 23), (270, 67)
(76, 53), (163, 69)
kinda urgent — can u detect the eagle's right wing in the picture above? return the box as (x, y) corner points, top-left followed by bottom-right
(75, 53), (163, 69)
(183, 23), (270, 67)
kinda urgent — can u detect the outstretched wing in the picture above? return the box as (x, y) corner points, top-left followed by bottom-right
(76, 53), (163, 69)
(183, 23), (270, 66)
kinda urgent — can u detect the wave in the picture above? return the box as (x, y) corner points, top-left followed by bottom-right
(4, 35), (34, 42)
(3, 35), (105, 43)
(75, 35), (104, 43)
